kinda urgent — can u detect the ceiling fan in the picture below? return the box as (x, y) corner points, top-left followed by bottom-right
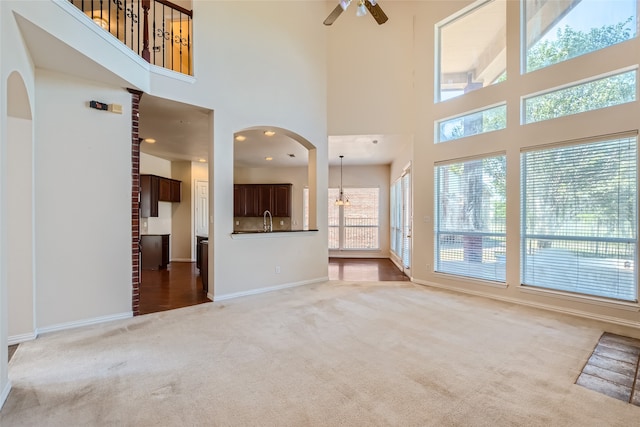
(324, 0), (388, 26)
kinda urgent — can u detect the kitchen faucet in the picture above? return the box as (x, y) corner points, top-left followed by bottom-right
(263, 210), (273, 232)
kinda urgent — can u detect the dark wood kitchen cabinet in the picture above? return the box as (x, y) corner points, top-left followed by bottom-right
(272, 184), (291, 217)
(141, 174), (181, 217)
(233, 185), (258, 217)
(233, 184), (291, 217)
(141, 234), (170, 270)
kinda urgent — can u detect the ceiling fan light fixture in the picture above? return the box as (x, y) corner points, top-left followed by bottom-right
(356, 1), (367, 17)
(368, 0), (377, 5)
(340, 0), (351, 11)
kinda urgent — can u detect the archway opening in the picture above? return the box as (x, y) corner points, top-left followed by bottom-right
(233, 126), (318, 232)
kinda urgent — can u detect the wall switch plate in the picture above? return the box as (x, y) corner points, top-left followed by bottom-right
(235, 221), (239, 225)
(280, 220), (284, 225)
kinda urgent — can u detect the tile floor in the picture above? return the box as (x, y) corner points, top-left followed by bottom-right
(576, 332), (640, 405)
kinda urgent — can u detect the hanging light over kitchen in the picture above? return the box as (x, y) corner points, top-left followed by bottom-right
(335, 155), (351, 206)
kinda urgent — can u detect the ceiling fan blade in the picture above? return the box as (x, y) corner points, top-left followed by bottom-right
(364, 1), (389, 25)
(324, 4), (344, 26)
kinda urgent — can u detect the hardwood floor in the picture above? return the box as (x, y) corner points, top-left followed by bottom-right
(139, 258), (408, 314)
(329, 257), (409, 281)
(9, 344), (18, 362)
(139, 262), (211, 315)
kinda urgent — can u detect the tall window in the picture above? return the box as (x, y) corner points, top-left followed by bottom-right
(303, 187), (309, 231)
(329, 188), (380, 250)
(437, 0), (506, 101)
(524, 0), (637, 73)
(521, 137), (637, 301)
(391, 181), (401, 255)
(391, 174), (411, 269)
(435, 156), (506, 281)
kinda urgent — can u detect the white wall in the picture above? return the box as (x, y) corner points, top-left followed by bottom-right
(191, 161), (208, 182)
(1, 0), (38, 408)
(327, 2), (415, 136)
(329, 164), (391, 258)
(145, 1), (330, 299)
(34, 69), (132, 328)
(7, 116), (34, 341)
(171, 161), (192, 261)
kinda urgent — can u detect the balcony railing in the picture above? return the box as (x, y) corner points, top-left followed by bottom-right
(69, 0), (193, 75)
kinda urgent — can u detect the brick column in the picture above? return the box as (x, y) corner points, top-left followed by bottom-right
(128, 88), (143, 316)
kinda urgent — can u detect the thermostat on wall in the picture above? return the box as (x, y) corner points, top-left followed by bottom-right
(89, 101), (122, 114)
(89, 100), (109, 111)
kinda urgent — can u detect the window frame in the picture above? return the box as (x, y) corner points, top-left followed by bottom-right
(520, 135), (638, 302)
(329, 187), (381, 251)
(434, 155), (507, 283)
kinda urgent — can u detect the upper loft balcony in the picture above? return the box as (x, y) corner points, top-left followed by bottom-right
(68, 0), (192, 76)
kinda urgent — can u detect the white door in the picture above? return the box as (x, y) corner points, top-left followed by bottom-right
(195, 180), (209, 237)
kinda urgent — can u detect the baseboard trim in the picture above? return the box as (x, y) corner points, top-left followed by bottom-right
(36, 312), (133, 336)
(0, 380), (11, 411)
(412, 279), (640, 329)
(213, 277), (329, 302)
(8, 332), (37, 345)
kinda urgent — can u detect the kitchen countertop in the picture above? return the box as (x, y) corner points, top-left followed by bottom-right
(233, 229), (318, 234)
(230, 229), (318, 239)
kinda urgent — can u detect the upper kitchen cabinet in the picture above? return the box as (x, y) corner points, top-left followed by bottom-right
(233, 184), (291, 217)
(234, 184), (259, 217)
(272, 184), (291, 217)
(141, 174), (182, 217)
(158, 176), (181, 202)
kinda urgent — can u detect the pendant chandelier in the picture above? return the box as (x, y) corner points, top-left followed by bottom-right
(335, 155), (351, 206)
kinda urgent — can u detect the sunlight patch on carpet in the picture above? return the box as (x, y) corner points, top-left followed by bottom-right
(576, 332), (640, 405)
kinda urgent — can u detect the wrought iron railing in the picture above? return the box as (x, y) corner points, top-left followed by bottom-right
(69, 0), (193, 75)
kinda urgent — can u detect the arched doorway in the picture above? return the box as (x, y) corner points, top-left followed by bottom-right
(233, 126), (319, 233)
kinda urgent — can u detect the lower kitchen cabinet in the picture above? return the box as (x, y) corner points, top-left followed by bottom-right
(141, 234), (170, 270)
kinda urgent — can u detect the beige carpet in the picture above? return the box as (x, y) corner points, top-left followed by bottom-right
(2, 281), (639, 426)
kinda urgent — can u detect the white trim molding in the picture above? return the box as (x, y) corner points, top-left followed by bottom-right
(8, 332), (37, 346)
(413, 278), (640, 330)
(213, 277), (329, 302)
(0, 381), (12, 411)
(36, 312), (133, 336)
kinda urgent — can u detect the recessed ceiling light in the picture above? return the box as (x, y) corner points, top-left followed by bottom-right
(198, 158), (206, 163)
(265, 156), (273, 161)
(264, 130), (276, 137)
(235, 135), (246, 142)
(144, 138), (156, 144)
